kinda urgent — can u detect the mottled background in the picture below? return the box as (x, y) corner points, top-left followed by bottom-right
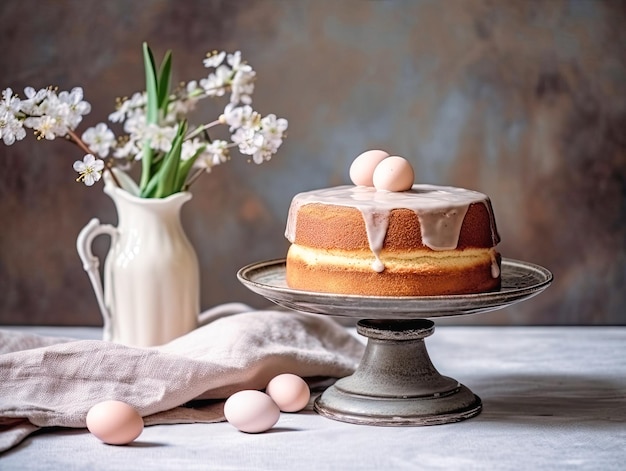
(0, 0), (624, 326)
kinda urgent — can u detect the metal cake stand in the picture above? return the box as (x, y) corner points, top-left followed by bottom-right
(237, 258), (552, 426)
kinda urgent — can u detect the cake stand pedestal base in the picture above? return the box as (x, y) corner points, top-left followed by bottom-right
(314, 319), (482, 426)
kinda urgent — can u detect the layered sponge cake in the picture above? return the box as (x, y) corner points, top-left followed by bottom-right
(284, 152), (501, 296)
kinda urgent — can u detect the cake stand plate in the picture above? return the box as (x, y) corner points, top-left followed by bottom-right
(237, 258), (552, 426)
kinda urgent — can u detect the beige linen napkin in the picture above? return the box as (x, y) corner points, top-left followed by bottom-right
(0, 303), (364, 453)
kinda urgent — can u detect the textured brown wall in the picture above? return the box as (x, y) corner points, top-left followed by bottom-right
(0, 0), (624, 326)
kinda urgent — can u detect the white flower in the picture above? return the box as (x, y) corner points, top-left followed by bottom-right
(32, 89), (59, 117)
(203, 51), (226, 69)
(57, 87), (91, 131)
(222, 104), (260, 132)
(113, 138), (140, 160)
(0, 112), (26, 145)
(181, 138), (205, 161)
(109, 92), (146, 123)
(82, 123), (116, 157)
(222, 104), (287, 160)
(230, 112), (288, 163)
(144, 124), (176, 153)
(23, 115), (59, 140)
(0, 88), (26, 145)
(230, 72), (255, 105)
(19, 87), (47, 114)
(232, 127), (264, 156)
(200, 65), (232, 98)
(231, 77), (255, 105)
(251, 143), (275, 164)
(73, 153), (105, 186)
(108, 103), (129, 123)
(192, 139), (229, 172)
(122, 108), (147, 136)
(0, 88), (21, 115)
(185, 80), (202, 95)
(227, 51), (256, 105)
(226, 51), (243, 69)
(260, 114), (288, 152)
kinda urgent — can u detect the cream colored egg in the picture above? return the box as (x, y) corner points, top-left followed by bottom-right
(224, 390), (280, 433)
(86, 400), (144, 445)
(349, 149), (390, 186)
(372, 156), (415, 192)
(266, 373), (311, 413)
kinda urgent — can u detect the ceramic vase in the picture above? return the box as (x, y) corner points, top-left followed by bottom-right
(76, 169), (199, 347)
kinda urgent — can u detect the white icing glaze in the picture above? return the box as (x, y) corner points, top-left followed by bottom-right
(286, 184), (499, 273)
(490, 249), (500, 278)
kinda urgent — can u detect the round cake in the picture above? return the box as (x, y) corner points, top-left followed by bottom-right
(284, 184), (501, 296)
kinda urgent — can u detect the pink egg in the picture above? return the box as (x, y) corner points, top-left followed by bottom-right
(86, 400), (144, 445)
(224, 390), (280, 433)
(349, 149), (390, 186)
(266, 374), (311, 413)
(372, 156), (415, 192)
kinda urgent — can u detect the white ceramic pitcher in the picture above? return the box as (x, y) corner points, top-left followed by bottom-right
(76, 169), (199, 347)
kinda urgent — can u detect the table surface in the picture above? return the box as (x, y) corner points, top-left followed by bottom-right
(1, 325), (624, 470)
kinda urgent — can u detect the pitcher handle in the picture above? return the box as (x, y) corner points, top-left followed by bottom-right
(76, 218), (117, 341)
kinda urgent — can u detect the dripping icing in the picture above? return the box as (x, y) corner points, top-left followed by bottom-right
(285, 184), (497, 272)
(490, 249), (500, 278)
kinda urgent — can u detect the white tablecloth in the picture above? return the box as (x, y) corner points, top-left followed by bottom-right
(1, 325), (624, 470)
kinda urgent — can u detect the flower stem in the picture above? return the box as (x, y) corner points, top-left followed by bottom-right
(185, 119), (221, 141)
(66, 129), (92, 155)
(182, 167), (205, 191)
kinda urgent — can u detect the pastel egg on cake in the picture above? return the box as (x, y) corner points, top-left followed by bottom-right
(372, 156), (415, 192)
(349, 149), (390, 186)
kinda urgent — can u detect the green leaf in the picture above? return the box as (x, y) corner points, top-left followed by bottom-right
(143, 42), (159, 124)
(140, 42), (159, 192)
(155, 121), (187, 198)
(175, 144), (206, 191)
(157, 50), (173, 115)
(139, 171), (160, 198)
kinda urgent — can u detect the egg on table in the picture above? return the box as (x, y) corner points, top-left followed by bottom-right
(224, 390), (281, 433)
(266, 373), (311, 413)
(86, 400), (144, 445)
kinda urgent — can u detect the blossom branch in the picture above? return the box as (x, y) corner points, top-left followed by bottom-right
(1, 47), (287, 196)
(66, 129), (94, 155)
